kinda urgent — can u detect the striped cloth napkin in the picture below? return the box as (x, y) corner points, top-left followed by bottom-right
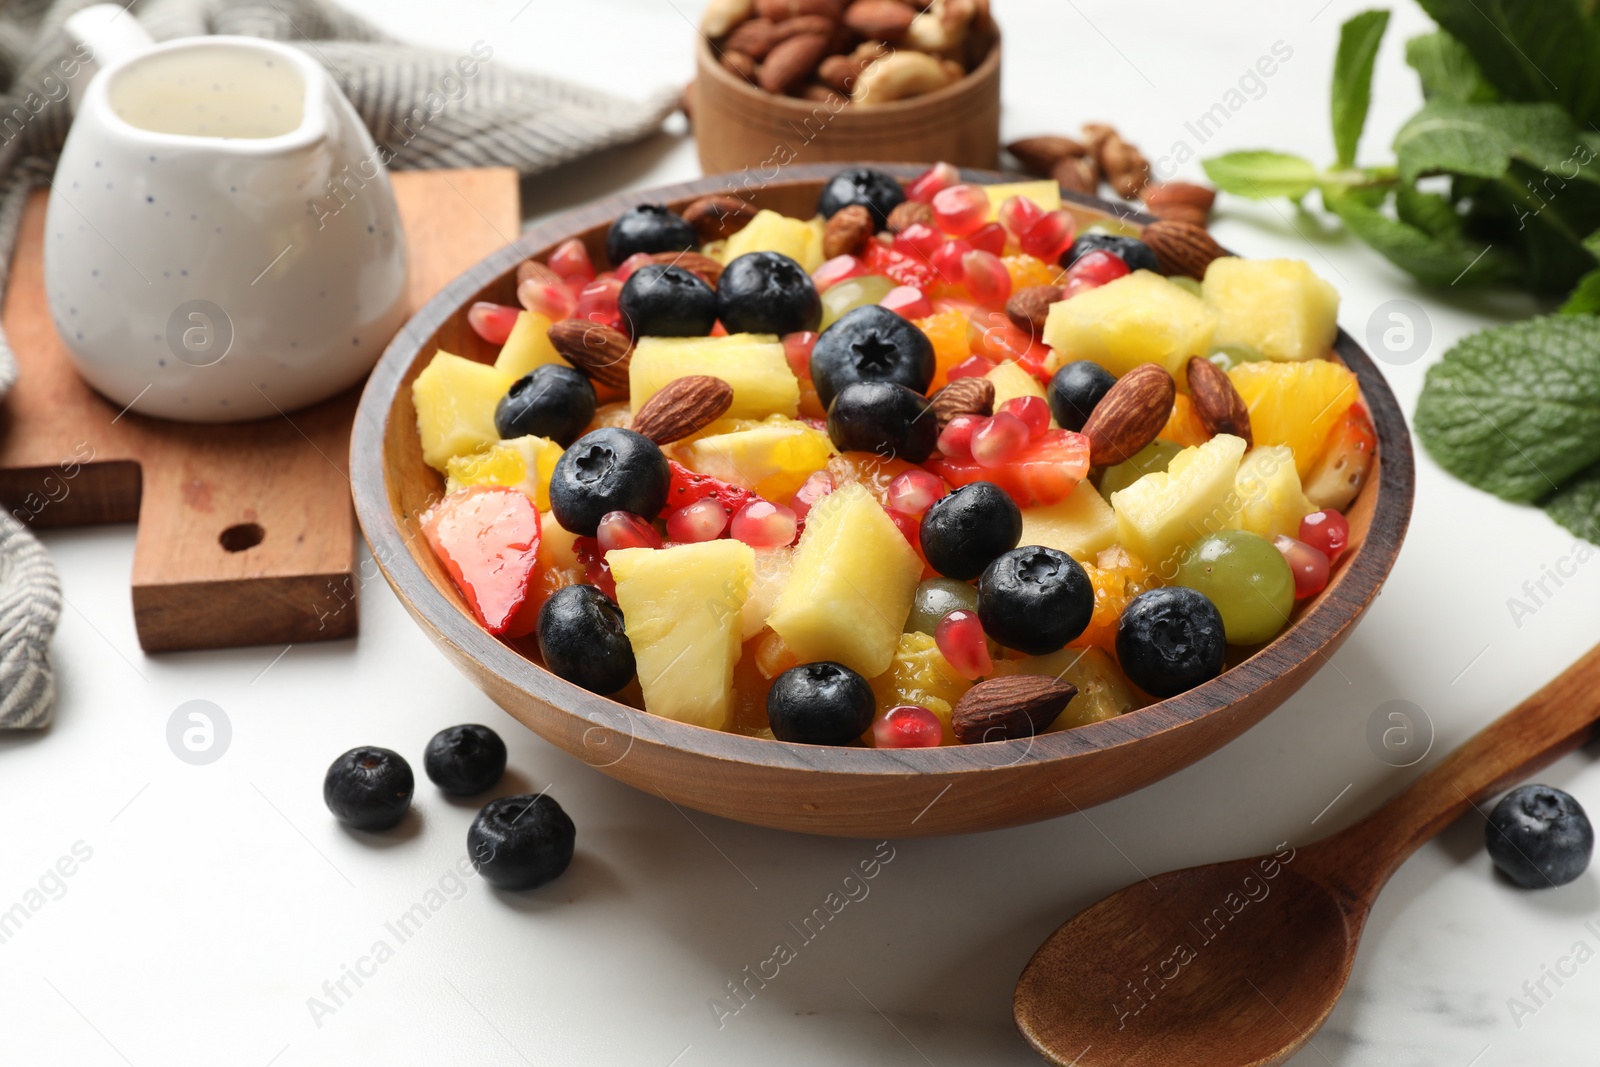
(0, 0), (679, 727)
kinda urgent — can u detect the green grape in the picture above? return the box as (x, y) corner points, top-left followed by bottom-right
(1173, 530), (1294, 645)
(1206, 342), (1269, 373)
(820, 275), (897, 329)
(904, 577), (979, 636)
(1095, 440), (1184, 499)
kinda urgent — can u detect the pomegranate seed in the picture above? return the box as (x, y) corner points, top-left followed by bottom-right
(573, 277), (623, 329)
(873, 705), (943, 748)
(998, 195), (1045, 238)
(731, 500), (798, 548)
(517, 279), (576, 321)
(886, 507), (921, 549)
(597, 511), (662, 552)
(790, 469), (835, 519)
(549, 238), (596, 282)
(946, 354), (995, 382)
(467, 301), (521, 344)
(906, 162), (960, 204)
(614, 252), (656, 282)
(782, 331), (818, 378)
(936, 609), (992, 680)
(999, 395), (1050, 437)
(962, 249), (1012, 306)
(1063, 249), (1131, 297)
(1299, 509), (1350, 560)
(969, 222), (1008, 257)
(894, 222), (944, 259)
(812, 254), (868, 291)
(930, 239), (972, 285)
(938, 413), (984, 458)
(972, 412), (1029, 467)
(1274, 534), (1330, 599)
(1020, 210), (1077, 262)
(880, 285), (933, 320)
(887, 469), (947, 516)
(666, 498), (730, 543)
(931, 183), (992, 237)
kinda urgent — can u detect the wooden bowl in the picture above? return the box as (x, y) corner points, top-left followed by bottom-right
(351, 165), (1415, 838)
(691, 33), (1002, 174)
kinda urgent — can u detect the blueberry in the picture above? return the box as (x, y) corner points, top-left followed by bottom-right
(810, 305), (936, 408)
(1063, 233), (1161, 274)
(977, 546), (1093, 655)
(323, 747), (414, 831)
(920, 482), (1022, 580)
(548, 427), (669, 536)
(494, 365), (596, 446)
(618, 264), (717, 338)
(1115, 586), (1227, 697)
(469, 794), (576, 890)
(767, 661), (876, 746)
(716, 251), (822, 336)
(424, 724), (508, 796)
(1048, 360), (1117, 432)
(826, 381), (937, 462)
(605, 203), (696, 265)
(537, 584), (636, 695)
(1487, 785), (1594, 888)
(816, 166), (906, 230)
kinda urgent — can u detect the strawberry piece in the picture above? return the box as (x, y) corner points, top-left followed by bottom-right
(862, 240), (938, 291)
(1304, 403), (1377, 511)
(423, 487), (543, 636)
(660, 460), (758, 519)
(925, 429), (1091, 507)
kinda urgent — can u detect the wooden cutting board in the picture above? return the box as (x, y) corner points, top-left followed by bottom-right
(0, 167), (520, 652)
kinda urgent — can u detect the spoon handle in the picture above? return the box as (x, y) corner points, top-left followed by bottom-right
(1313, 642), (1600, 901)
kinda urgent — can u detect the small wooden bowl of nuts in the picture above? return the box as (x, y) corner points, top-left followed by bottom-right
(692, 0), (1001, 174)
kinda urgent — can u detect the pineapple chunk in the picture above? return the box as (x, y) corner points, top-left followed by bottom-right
(1043, 270), (1218, 380)
(1019, 481), (1117, 562)
(720, 209), (826, 272)
(412, 351), (515, 470)
(767, 483), (922, 678)
(986, 360), (1047, 410)
(1228, 360), (1359, 477)
(992, 647), (1139, 729)
(630, 334), (799, 420)
(868, 631), (969, 745)
(740, 547), (794, 641)
(494, 311), (568, 379)
(983, 180), (1062, 218)
(1228, 446), (1315, 539)
(1110, 434), (1248, 573)
(446, 436), (563, 511)
(607, 540), (756, 730)
(674, 418), (835, 501)
(1203, 257), (1339, 362)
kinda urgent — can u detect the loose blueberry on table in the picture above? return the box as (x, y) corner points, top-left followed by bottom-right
(424, 724), (508, 796)
(412, 163), (1373, 747)
(324, 747), (415, 831)
(1486, 784), (1594, 889)
(469, 794), (577, 891)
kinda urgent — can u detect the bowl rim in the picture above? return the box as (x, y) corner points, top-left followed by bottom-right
(351, 163), (1415, 781)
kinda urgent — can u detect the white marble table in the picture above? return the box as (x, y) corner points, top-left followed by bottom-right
(2, 1), (1595, 1063)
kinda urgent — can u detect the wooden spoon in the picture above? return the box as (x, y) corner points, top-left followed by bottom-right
(1015, 643), (1600, 1066)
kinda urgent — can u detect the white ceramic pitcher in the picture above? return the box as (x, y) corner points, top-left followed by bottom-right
(45, 5), (408, 422)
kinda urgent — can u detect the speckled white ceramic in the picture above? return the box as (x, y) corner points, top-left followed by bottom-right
(45, 13), (408, 422)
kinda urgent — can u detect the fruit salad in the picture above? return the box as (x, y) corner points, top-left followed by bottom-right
(412, 165), (1376, 749)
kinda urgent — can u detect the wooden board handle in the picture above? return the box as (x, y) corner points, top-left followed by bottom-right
(1313, 643), (1600, 901)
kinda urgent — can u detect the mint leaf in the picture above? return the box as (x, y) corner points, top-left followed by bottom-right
(1415, 315), (1600, 502)
(1404, 30), (1499, 104)
(1416, 0), (1600, 126)
(1332, 10), (1391, 167)
(1559, 269), (1600, 314)
(1202, 151), (1320, 200)
(1325, 187), (1516, 285)
(1392, 100), (1598, 185)
(1541, 463), (1600, 542)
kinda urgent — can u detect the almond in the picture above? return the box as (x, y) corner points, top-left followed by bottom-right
(886, 199), (935, 234)
(1100, 135), (1151, 199)
(1143, 181), (1215, 221)
(928, 376), (994, 431)
(725, 18), (780, 58)
(1185, 357), (1252, 447)
(843, 0), (917, 38)
(722, 49), (758, 81)
(1007, 135), (1089, 177)
(650, 250), (725, 289)
(517, 258), (562, 288)
(631, 376), (735, 445)
(1141, 219), (1228, 280)
(771, 14), (838, 44)
(683, 195), (757, 243)
(951, 675), (1077, 744)
(1052, 155), (1098, 197)
(756, 0), (841, 17)
(1006, 284), (1064, 336)
(547, 320), (633, 390)
(759, 32), (830, 94)
(799, 82), (846, 105)
(1081, 362), (1175, 466)
(823, 204), (874, 258)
